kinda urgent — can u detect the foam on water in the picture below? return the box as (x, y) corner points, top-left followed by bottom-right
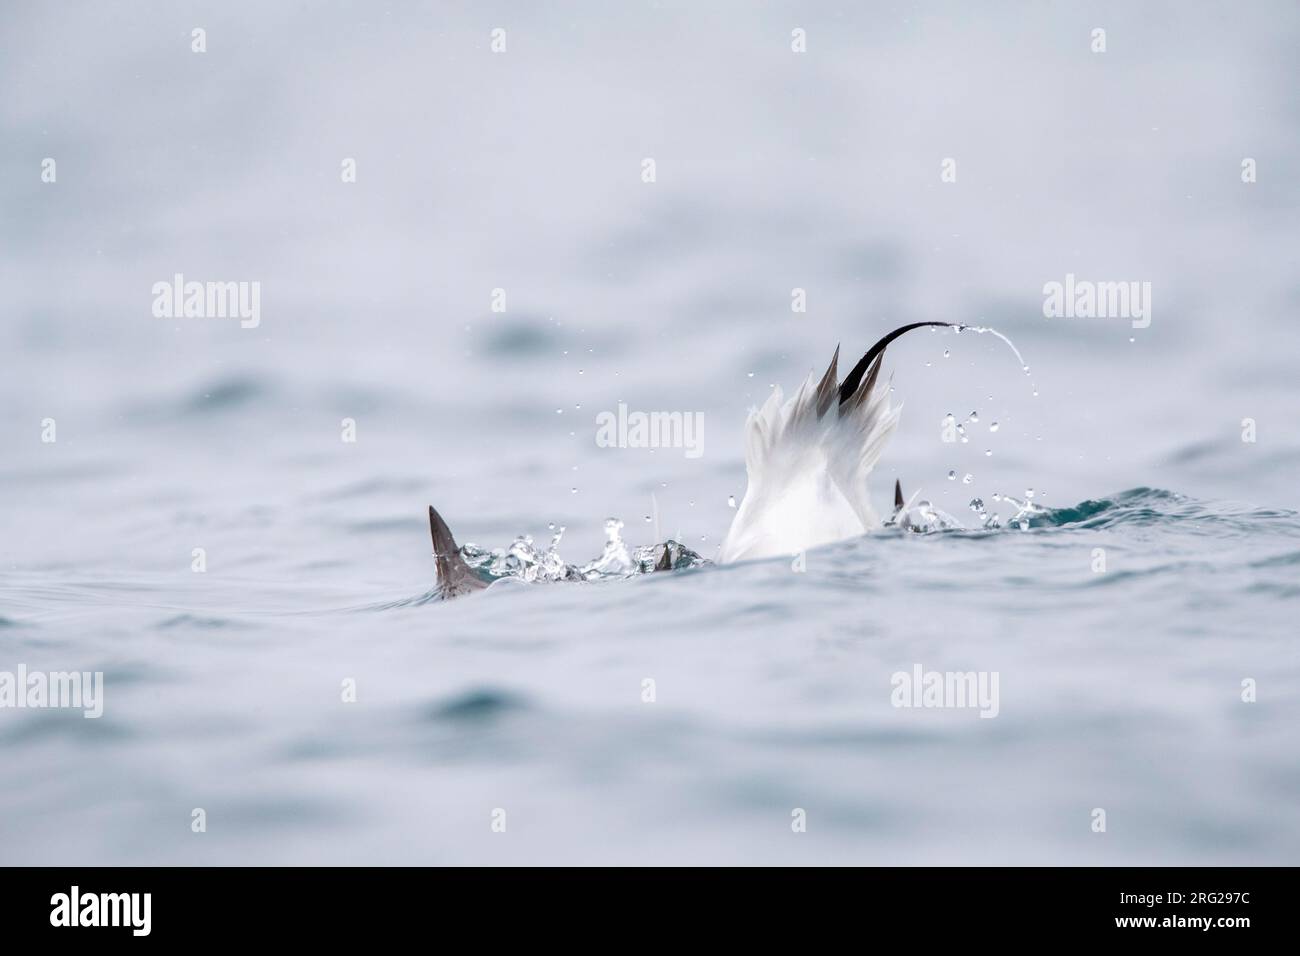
(459, 517), (710, 587)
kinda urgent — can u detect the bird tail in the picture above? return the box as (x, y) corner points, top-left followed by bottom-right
(736, 322), (953, 530)
(428, 505), (488, 599)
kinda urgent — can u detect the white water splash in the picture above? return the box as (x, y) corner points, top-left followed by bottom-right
(460, 517), (709, 585)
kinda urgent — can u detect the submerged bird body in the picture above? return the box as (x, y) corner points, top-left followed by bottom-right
(720, 322), (951, 562)
(430, 322), (954, 595)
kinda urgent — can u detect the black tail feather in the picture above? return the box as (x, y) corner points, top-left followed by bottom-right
(838, 322), (955, 406)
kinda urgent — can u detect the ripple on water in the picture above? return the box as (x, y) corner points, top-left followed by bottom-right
(423, 688), (532, 723)
(155, 613), (252, 631)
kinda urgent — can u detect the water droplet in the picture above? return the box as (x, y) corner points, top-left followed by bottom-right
(962, 473), (974, 484)
(943, 349), (950, 358)
(727, 495), (737, 508)
(947, 470), (956, 480)
(984, 449), (992, 457)
(547, 522), (555, 530)
(989, 421), (999, 432)
(747, 372), (755, 378)
(555, 408), (563, 415)
(968, 411), (979, 423)
(570, 487), (578, 494)
(1025, 488), (1035, 499)
(644, 515), (652, 523)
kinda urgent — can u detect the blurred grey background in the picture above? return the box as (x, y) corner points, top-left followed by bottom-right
(3, 2), (1299, 571)
(2, 0), (1299, 868)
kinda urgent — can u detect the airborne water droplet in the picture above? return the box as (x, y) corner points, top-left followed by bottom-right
(943, 349), (950, 358)
(984, 449), (993, 457)
(727, 495), (737, 508)
(947, 470), (956, 480)
(989, 421), (999, 432)
(962, 473), (974, 484)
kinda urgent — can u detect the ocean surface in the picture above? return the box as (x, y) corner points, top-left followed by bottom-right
(2, 1), (1299, 865)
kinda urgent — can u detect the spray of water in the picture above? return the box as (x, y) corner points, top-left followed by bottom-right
(952, 323), (1034, 385)
(460, 518), (709, 586)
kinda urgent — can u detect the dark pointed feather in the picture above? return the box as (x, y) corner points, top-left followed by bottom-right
(654, 543), (674, 572)
(838, 321), (955, 406)
(429, 505), (488, 599)
(814, 344), (840, 419)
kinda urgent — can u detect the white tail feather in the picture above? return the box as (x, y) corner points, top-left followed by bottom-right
(721, 363), (900, 562)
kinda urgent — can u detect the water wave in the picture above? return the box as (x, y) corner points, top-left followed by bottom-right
(446, 488), (1300, 593)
